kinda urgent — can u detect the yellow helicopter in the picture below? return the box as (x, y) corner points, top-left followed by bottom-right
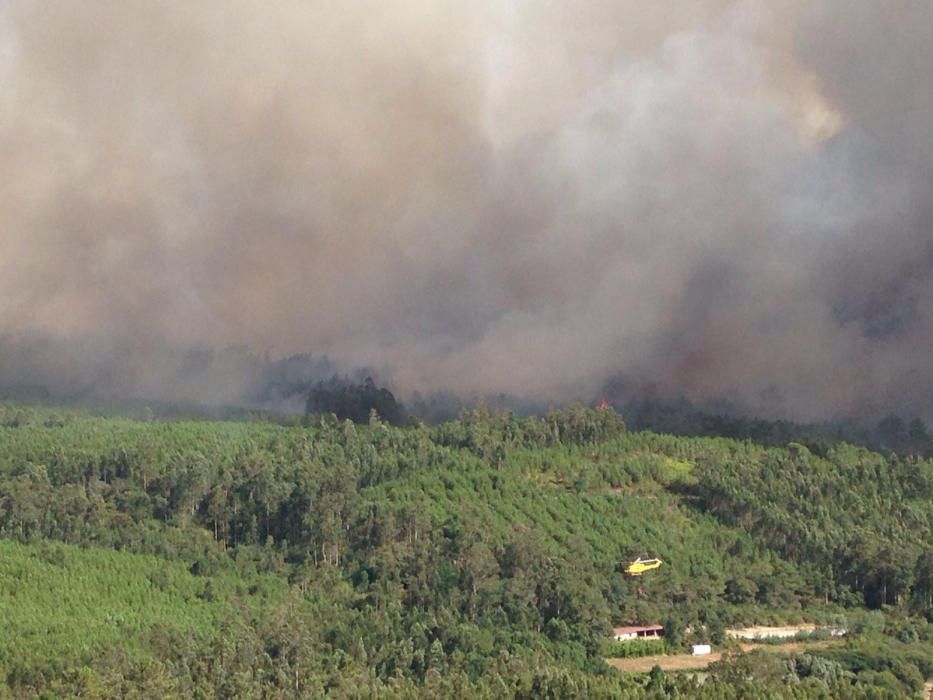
(624, 557), (663, 576)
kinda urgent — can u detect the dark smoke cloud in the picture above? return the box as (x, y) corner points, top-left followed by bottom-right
(0, 0), (930, 422)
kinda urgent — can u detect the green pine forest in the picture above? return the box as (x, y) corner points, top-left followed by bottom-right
(0, 402), (931, 698)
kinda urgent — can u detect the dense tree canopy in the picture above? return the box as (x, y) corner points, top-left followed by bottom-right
(0, 401), (930, 697)
(305, 376), (405, 426)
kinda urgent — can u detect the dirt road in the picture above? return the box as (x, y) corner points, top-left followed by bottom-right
(726, 625), (816, 639)
(607, 651), (726, 672)
(726, 624), (846, 640)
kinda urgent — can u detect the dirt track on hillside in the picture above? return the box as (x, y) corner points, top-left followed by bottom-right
(606, 640), (837, 673)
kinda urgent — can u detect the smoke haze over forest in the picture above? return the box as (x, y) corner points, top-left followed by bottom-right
(0, 0), (931, 422)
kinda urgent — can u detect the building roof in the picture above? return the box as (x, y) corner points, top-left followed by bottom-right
(613, 625), (663, 634)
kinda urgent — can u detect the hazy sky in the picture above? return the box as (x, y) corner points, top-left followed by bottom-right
(1, 0), (931, 421)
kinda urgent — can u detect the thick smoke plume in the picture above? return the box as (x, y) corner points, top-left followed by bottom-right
(0, 0), (931, 421)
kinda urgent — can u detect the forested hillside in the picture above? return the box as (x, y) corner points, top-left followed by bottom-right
(0, 403), (931, 698)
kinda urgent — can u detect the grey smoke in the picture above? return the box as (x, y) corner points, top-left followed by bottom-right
(0, 0), (930, 422)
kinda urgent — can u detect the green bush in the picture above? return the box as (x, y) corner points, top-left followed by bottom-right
(604, 639), (669, 658)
